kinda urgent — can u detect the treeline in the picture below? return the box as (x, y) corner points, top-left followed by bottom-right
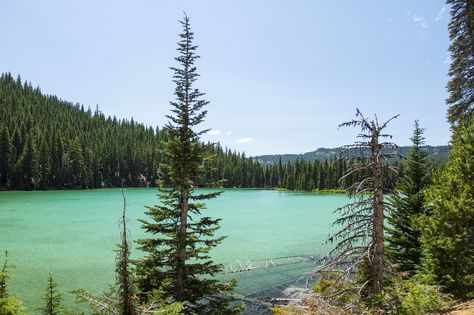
(256, 145), (449, 165)
(0, 73), (404, 192)
(203, 148), (403, 191)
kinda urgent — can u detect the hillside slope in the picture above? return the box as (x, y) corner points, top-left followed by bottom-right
(256, 146), (449, 165)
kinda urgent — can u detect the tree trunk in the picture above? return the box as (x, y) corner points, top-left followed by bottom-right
(371, 134), (384, 295)
(121, 189), (134, 315)
(176, 185), (189, 301)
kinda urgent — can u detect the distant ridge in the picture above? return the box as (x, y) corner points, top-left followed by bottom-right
(255, 145), (450, 165)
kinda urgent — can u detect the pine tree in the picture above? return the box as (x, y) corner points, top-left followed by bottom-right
(15, 131), (39, 188)
(419, 117), (474, 299)
(0, 252), (27, 315)
(73, 188), (184, 314)
(0, 251), (10, 299)
(135, 14), (241, 314)
(386, 120), (430, 273)
(40, 274), (62, 315)
(115, 187), (135, 315)
(416, 1), (474, 299)
(446, 0), (474, 126)
(0, 125), (13, 187)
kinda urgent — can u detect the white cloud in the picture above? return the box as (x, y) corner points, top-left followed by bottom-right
(436, 6), (446, 21)
(444, 55), (451, 65)
(412, 14), (429, 28)
(226, 131), (232, 135)
(207, 129), (221, 136)
(234, 137), (253, 144)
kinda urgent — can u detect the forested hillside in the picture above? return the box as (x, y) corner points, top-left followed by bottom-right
(256, 145), (449, 165)
(0, 73), (420, 191)
(0, 73), (166, 189)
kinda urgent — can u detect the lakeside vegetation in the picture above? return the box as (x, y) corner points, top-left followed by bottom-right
(1, 1), (473, 314)
(274, 187), (347, 194)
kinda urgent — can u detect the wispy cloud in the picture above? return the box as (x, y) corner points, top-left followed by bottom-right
(436, 6), (447, 21)
(226, 131), (232, 135)
(444, 55), (451, 65)
(234, 137), (253, 144)
(412, 14), (429, 28)
(207, 129), (221, 136)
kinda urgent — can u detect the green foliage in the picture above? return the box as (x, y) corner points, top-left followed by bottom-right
(0, 253), (9, 299)
(312, 274), (448, 314)
(310, 188), (346, 194)
(0, 123), (14, 186)
(74, 287), (185, 315)
(386, 120), (431, 273)
(115, 188), (135, 315)
(0, 251), (15, 300)
(419, 118), (474, 299)
(383, 277), (449, 315)
(446, 0), (474, 126)
(40, 274), (63, 315)
(313, 272), (355, 305)
(0, 72), (167, 189)
(0, 297), (27, 315)
(0, 252), (26, 315)
(272, 305), (312, 315)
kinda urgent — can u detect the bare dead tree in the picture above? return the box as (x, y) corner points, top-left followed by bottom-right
(318, 109), (399, 302)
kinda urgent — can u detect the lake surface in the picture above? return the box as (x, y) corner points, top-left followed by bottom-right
(0, 188), (348, 314)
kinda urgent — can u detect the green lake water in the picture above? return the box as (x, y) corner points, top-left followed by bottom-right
(0, 188), (348, 314)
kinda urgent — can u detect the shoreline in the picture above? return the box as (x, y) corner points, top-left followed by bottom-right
(0, 186), (347, 195)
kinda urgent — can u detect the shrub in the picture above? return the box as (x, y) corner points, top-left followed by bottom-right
(0, 297), (27, 315)
(385, 278), (449, 315)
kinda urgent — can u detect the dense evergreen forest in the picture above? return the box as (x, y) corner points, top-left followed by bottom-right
(0, 72), (443, 192)
(0, 72), (165, 189)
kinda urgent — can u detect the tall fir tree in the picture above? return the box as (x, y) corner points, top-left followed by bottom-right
(416, 0), (474, 299)
(386, 120), (430, 273)
(446, 0), (474, 126)
(135, 14), (241, 314)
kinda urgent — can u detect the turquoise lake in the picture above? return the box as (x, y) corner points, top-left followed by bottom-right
(0, 188), (348, 314)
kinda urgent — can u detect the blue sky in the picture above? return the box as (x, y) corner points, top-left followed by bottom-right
(1, 1), (451, 156)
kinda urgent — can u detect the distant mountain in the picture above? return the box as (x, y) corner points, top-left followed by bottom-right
(255, 145), (450, 165)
